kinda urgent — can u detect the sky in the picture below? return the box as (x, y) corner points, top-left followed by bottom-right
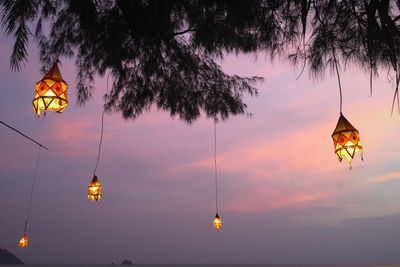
(1, 32), (400, 265)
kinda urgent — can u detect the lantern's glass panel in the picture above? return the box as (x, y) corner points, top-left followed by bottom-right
(45, 79), (56, 88)
(44, 90), (56, 97)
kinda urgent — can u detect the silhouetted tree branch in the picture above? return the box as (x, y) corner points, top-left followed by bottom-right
(2, 0), (400, 121)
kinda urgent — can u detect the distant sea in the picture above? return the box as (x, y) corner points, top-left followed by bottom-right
(15, 265), (400, 267)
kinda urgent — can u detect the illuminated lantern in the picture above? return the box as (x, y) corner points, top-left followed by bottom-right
(213, 213), (221, 230)
(19, 235), (28, 248)
(88, 175), (102, 202)
(332, 114), (363, 169)
(33, 62), (68, 117)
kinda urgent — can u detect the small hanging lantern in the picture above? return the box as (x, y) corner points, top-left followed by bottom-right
(332, 114), (363, 169)
(19, 235), (28, 248)
(213, 213), (222, 230)
(88, 175), (102, 202)
(33, 62), (68, 117)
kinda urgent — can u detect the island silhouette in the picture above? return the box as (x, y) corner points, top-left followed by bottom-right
(0, 248), (24, 265)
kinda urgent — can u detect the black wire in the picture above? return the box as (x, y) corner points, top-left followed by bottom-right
(214, 119), (218, 214)
(23, 146), (41, 234)
(93, 71), (110, 176)
(391, 73), (400, 116)
(0, 120), (48, 150)
(332, 51), (343, 114)
(93, 110), (105, 176)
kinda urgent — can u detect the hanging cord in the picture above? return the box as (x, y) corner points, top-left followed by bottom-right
(23, 145), (42, 234)
(332, 48), (343, 114)
(391, 70), (400, 116)
(0, 120), (48, 150)
(214, 118), (218, 214)
(93, 109), (105, 176)
(93, 71), (110, 176)
(369, 58), (373, 97)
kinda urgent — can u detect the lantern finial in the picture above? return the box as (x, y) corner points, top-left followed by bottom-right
(332, 114), (363, 169)
(88, 175), (102, 202)
(33, 62), (68, 117)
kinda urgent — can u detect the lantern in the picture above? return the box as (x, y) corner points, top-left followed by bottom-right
(33, 62), (68, 117)
(332, 114), (363, 169)
(213, 213), (221, 230)
(19, 235), (28, 248)
(88, 175), (102, 202)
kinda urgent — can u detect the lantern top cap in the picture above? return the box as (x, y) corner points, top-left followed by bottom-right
(41, 62), (66, 83)
(90, 175), (101, 185)
(215, 213), (220, 219)
(332, 113), (357, 135)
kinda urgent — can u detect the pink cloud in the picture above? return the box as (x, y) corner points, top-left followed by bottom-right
(370, 171), (400, 183)
(41, 114), (97, 157)
(225, 186), (328, 213)
(167, 116), (343, 181)
(157, 92), (400, 213)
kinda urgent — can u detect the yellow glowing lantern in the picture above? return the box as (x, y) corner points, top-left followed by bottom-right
(213, 213), (221, 230)
(33, 62), (68, 117)
(88, 175), (102, 202)
(19, 235), (28, 248)
(332, 114), (363, 169)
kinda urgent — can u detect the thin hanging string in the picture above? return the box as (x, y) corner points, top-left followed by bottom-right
(23, 145), (41, 234)
(390, 70), (400, 116)
(369, 59), (373, 97)
(332, 51), (343, 114)
(214, 118), (218, 214)
(93, 109), (105, 176)
(93, 71), (110, 176)
(295, 30), (307, 80)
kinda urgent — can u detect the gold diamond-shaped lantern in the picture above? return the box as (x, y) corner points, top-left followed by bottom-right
(332, 114), (363, 169)
(33, 63), (68, 117)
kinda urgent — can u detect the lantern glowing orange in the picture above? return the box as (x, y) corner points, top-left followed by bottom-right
(332, 114), (363, 169)
(88, 175), (102, 202)
(213, 213), (221, 230)
(19, 235), (28, 248)
(33, 62), (68, 117)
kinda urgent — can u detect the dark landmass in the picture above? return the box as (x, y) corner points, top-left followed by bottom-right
(0, 248), (24, 265)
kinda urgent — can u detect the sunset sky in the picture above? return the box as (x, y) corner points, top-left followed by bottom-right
(1, 33), (400, 264)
